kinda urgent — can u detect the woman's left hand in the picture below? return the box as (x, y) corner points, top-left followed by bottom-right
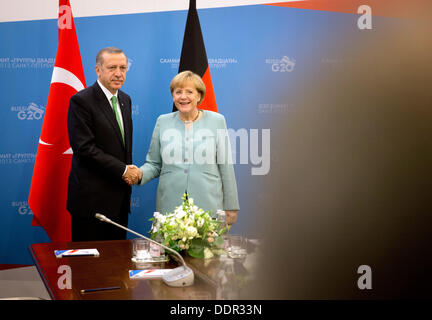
(225, 210), (238, 226)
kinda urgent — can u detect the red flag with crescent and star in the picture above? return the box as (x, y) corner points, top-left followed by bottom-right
(174, 0), (217, 112)
(29, 0), (86, 241)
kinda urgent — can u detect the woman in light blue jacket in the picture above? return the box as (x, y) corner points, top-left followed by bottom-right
(136, 71), (239, 226)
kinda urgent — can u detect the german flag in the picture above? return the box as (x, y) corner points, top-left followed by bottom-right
(174, 0), (217, 112)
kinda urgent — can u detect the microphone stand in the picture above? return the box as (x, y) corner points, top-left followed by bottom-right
(95, 213), (194, 287)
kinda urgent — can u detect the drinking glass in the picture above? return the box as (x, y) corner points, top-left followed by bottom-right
(132, 238), (151, 262)
(228, 235), (247, 259)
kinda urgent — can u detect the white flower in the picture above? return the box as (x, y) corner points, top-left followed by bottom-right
(203, 247), (214, 259)
(175, 208), (186, 219)
(186, 226), (198, 238)
(186, 216), (195, 226)
(159, 215), (166, 224)
(149, 194), (223, 259)
(197, 217), (205, 228)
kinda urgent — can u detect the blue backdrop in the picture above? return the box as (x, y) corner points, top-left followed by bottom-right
(0, 4), (396, 264)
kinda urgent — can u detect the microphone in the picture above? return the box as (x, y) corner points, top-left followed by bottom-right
(95, 213), (194, 287)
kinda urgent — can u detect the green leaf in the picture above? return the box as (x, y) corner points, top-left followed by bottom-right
(190, 238), (206, 248)
(219, 227), (227, 236)
(186, 238), (207, 258)
(168, 239), (181, 252)
(211, 248), (227, 256)
(187, 246), (204, 259)
(213, 236), (225, 248)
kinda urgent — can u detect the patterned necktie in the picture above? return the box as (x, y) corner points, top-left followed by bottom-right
(111, 95), (125, 145)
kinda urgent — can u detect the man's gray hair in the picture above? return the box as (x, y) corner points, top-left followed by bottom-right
(96, 47), (125, 66)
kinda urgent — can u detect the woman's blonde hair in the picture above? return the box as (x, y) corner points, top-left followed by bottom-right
(170, 70), (206, 105)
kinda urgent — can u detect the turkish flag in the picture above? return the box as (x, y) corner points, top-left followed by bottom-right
(29, 0), (86, 242)
(174, 0), (217, 112)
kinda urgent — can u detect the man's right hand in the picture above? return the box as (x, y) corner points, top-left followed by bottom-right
(122, 165), (142, 186)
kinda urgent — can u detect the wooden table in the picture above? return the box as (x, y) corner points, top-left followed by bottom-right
(30, 239), (256, 300)
(30, 240), (217, 300)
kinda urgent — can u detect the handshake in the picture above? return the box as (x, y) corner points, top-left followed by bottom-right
(122, 164), (143, 186)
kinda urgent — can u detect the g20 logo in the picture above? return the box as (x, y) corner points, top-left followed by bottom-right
(11, 201), (33, 215)
(272, 56), (295, 72)
(17, 103), (44, 120)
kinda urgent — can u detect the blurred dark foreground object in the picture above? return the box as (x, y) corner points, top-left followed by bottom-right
(242, 12), (432, 299)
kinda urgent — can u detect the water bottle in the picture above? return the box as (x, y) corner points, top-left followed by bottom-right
(216, 209), (226, 231)
(216, 209), (229, 254)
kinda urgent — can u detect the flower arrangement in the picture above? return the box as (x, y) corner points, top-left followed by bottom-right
(149, 193), (227, 259)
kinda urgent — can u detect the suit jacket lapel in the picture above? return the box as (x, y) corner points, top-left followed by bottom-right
(93, 82), (126, 149)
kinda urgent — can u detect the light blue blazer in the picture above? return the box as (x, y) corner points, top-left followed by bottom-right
(139, 110), (240, 215)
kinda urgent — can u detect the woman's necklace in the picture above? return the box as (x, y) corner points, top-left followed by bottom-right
(183, 110), (201, 124)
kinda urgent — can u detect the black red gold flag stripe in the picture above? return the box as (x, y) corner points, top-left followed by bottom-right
(173, 0), (217, 112)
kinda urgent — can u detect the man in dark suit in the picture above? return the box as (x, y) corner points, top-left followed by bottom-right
(67, 47), (141, 241)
